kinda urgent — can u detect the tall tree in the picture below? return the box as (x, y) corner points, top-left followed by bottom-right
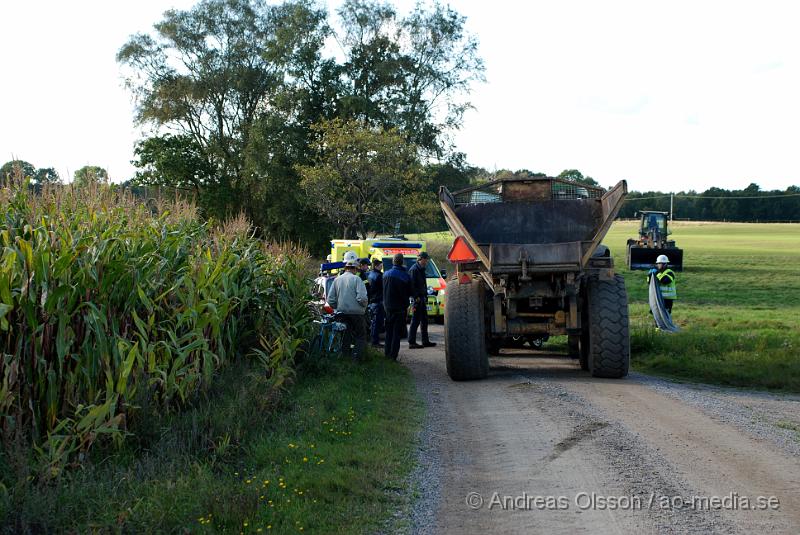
(73, 166), (108, 187)
(118, 0), (328, 218)
(120, 0), (483, 249)
(132, 134), (214, 194)
(238, 0), (335, 246)
(296, 119), (433, 238)
(337, 0), (484, 157)
(558, 169), (599, 186)
(33, 167), (61, 185)
(1, 160), (36, 184)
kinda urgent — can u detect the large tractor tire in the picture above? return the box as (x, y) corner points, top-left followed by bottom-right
(585, 275), (630, 378)
(445, 280), (489, 380)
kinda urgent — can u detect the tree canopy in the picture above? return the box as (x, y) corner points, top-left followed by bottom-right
(1, 160), (35, 184)
(1, 160), (61, 186)
(119, 0), (483, 249)
(336, 0), (484, 156)
(132, 134), (214, 193)
(297, 118), (434, 238)
(73, 166), (108, 187)
(557, 169), (599, 186)
(33, 167), (60, 185)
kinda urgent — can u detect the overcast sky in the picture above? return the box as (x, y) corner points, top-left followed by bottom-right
(2, 0), (798, 192)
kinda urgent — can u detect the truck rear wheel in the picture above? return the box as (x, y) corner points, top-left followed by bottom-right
(445, 280), (489, 380)
(586, 275), (630, 378)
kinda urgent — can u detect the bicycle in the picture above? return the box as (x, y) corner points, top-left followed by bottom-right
(309, 313), (347, 359)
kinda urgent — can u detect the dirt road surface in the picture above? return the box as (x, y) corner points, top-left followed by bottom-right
(401, 325), (800, 535)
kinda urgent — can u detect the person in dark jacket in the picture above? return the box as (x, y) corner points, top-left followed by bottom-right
(407, 252), (436, 349)
(382, 254), (411, 360)
(358, 258), (370, 282)
(366, 258), (384, 347)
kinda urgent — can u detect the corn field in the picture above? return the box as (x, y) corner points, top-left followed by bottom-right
(0, 181), (312, 473)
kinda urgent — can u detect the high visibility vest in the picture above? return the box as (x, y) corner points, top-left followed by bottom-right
(656, 269), (677, 299)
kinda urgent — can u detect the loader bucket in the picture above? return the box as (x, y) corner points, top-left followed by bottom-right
(627, 246), (684, 272)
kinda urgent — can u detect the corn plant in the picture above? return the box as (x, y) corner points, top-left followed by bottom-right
(0, 179), (312, 475)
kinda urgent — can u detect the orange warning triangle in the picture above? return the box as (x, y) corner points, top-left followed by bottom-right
(448, 236), (477, 263)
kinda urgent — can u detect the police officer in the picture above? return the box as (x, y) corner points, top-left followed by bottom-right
(648, 254), (677, 314)
(408, 252), (436, 349)
(367, 258), (385, 348)
(382, 254), (411, 360)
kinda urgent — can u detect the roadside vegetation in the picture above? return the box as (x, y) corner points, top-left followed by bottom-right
(0, 180), (422, 532)
(0, 179), (310, 465)
(3, 350), (420, 533)
(415, 222), (800, 392)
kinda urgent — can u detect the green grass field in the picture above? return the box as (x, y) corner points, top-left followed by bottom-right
(414, 222), (800, 392)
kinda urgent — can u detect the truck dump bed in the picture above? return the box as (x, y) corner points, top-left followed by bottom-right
(440, 178), (627, 274)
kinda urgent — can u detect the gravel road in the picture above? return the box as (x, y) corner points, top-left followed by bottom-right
(400, 325), (800, 535)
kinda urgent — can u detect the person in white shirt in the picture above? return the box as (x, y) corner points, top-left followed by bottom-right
(327, 252), (368, 361)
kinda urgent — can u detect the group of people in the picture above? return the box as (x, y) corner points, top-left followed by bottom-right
(327, 250), (677, 362)
(326, 251), (436, 362)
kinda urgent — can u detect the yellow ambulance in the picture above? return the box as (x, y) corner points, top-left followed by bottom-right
(329, 237), (447, 323)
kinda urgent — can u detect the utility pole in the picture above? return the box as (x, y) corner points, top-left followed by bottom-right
(670, 192), (674, 220)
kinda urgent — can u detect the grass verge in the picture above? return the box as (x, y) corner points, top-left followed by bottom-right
(629, 304), (800, 391)
(612, 222), (800, 393)
(1, 350), (423, 533)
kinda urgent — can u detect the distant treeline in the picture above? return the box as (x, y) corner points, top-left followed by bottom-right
(620, 184), (800, 222)
(423, 168), (800, 230)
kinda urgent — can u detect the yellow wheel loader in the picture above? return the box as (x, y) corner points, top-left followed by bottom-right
(626, 211), (684, 271)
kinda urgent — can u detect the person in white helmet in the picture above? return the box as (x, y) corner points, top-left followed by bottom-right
(328, 251), (368, 361)
(647, 254), (677, 314)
